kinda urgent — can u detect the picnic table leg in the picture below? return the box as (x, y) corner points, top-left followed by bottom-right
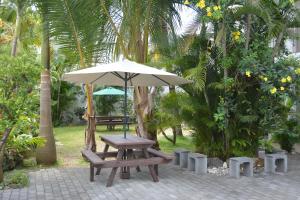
(143, 149), (159, 182)
(120, 150), (130, 179)
(126, 149), (133, 174)
(154, 164), (158, 176)
(90, 163), (95, 181)
(96, 144), (109, 175)
(107, 149), (124, 187)
(132, 151), (141, 172)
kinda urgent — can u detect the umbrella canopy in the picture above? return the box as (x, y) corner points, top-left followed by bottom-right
(63, 59), (191, 138)
(93, 87), (125, 96)
(63, 59), (190, 86)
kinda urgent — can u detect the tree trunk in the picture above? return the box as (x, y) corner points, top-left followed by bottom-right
(36, 70), (57, 164)
(0, 150), (4, 182)
(0, 128), (12, 182)
(161, 128), (176, 145)
(56, 78), (62, 121)
(272, 30), (284, 60)
(36, 19), (57, 164)
(11, 5), (22, 57)
(221, 22), (229, 156)
(245, 14), (251, 51)
(134, 86), (159, 148)
(169, 86), (183, 137)
(85, 84), (96, 152)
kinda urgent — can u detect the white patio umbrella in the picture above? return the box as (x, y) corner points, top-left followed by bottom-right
(63, 59), (191, 138)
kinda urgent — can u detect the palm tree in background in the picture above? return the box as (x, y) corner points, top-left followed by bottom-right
(1, 0), (28, 56)
(35, 0), (109, 152)
(100, 0), (182, 146)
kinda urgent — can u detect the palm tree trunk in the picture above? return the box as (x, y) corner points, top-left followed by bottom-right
(11, 5), (22, 57)
(134, 86), (159, 148)
(221, 22), (229, 155)
(36, 18), (57, 165)
(85, 84), (96, 152)
(245, 14), (251, 50)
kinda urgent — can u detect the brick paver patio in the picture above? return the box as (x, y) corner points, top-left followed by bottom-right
(1, 154), (300, 200)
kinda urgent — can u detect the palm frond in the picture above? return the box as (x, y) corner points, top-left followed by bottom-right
(34, 0), (109, 66)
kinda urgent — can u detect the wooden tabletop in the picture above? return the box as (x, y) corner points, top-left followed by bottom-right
(100, 134), (155, 149)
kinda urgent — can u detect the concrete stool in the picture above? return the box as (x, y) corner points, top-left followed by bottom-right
(264, 153), (287, 174)
(174, 149), (190, 168)
(229, 157), (253, 178)
(188, 153), (207, 174)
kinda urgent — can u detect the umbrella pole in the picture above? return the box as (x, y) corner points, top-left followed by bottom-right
(124, 72), (128, 138)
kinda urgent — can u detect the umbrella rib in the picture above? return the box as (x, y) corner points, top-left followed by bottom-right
(128, 73), (140, 80)
(112, 72), (125, 81)
(152, 75), (170, 85)
(90, 72), (108, 84)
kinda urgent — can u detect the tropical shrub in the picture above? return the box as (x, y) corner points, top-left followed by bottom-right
(51, 80), (80, 126)
(163, 0), (300, 159)
(0, 48), (44, 170)
(50, 53), (82, 126)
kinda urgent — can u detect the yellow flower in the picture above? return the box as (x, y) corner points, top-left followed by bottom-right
(206, 7), (211, 12)
(280, 86), (285, 91)
(217, 5), (221, 10)
(184, 0), (190, 5)
(281, 78), (287, 83)
(207, 11), (212, 17)
(286, 76), (292, 82)
(245, 71), (251, 77)
(263, 77), (268, 82)
(270, 87), (277, 94)
(232, 31), (241, 36)
(295, 68), (300, 75)
(213, 6), (218, 11)
(232, 31), (241, 41)
(196, 0), (206, 8)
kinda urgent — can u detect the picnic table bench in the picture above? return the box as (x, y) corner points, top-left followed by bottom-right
(90, 116), (135, 130)
(81, 135), (173, 187)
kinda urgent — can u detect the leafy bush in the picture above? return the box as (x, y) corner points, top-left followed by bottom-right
(273, 119), (300, 152)
(0, 170), (29, 189)
(51, 80), (81, 126)
(0, 48), (43, 170)
(168, 32), (300, 160)
(258, 138), (273, 153)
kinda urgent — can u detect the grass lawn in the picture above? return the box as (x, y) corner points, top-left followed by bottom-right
(54, 125), (195, 167)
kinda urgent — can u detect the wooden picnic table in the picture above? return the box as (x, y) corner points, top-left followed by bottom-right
(81, 134), (173, 187)
(91, 116), (135, 130)
(99, 134), (158, 186)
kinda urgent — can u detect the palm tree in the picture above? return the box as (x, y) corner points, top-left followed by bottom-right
(35, 1), (57, 164)
(100, 0), (182, 146)
(36, 0), (108, 152)
(3, 0), (28, 56)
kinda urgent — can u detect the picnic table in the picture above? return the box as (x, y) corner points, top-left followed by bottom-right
(91, 116), (135, 130)
(81, 134), (173, 187)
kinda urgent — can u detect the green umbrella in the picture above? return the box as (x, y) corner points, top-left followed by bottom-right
(93, 87), (125, 96)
